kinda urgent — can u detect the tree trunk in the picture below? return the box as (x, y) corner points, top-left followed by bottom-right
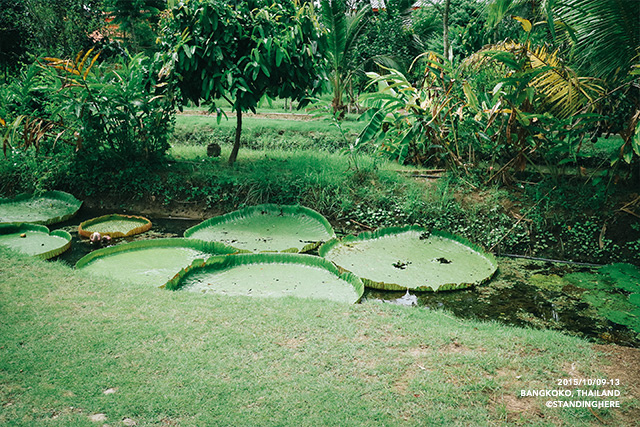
(442, 0), (451, 60)
(228, 109), (242, 165)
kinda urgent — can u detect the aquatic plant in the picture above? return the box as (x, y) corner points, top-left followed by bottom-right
(78, 214), (152, 239)
(165, 253), (364, 304)
(0, 223), (71, 259)
(184, 204), (335, 253)
(319, 226), (497, 291)
(0, 191), (81, 225)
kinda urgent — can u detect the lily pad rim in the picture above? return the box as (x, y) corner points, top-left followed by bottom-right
(164, 252), (365, 304)
(183, 203), (336, 253)
(318, 225), (498, 292)
(0, 190), (83, 225)
(75, 237), (245, 269)
(0, 222), (72, 260)
(78, 213), (153, 239)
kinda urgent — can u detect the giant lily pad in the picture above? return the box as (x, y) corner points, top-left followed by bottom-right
(166, 253), (364, 304)
(0, 191), (82, 225)
(319, 226), (498, 291)
(184, 204), (335, 253)
(78, 214), (152, 239)
(0, 223), (71, 259)
(76, 238), (240, 287)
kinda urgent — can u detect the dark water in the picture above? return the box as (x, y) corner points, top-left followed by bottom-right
(51, 206), (202, 266)
(49, 208), (639, 348)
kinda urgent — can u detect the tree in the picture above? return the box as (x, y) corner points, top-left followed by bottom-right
(161, 0), (326, 165)
(104, 0), (167, 54)
(21, 0), (105, 58)
(320, 0), (371, 116)
(486, 0), (640, 170)
(0, 0), (25, 80)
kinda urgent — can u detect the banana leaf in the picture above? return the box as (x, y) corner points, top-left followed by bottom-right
(319, 226), (498, 291)
(0, 191), (82, 225)
(78, 214), (152, 238)
(76, 238), (241, 287)
(0, 223), (71, 259)
(184, 204), (335, 253)
(165, 253), (364, 304)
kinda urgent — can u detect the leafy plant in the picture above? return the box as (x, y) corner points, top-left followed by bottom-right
(160, 0), (326, 164)
(319, 0), (371, 116)
(356, 54), (466, 167)
(40, 49), (176, 167)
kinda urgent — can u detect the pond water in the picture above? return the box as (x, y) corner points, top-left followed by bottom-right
(50, 207), (639, 348)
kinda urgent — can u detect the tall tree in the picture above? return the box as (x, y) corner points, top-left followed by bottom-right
(161, 0), (326, 164)
(320, 0), (371, 115)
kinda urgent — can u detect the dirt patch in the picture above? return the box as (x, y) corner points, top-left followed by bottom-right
(495, 393), (545, 423)
(594, 344), (640, 425)
(440, 340), (472, 354)
(82, 196), (218, 220)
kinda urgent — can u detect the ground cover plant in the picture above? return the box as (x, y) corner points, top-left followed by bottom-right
(2, 247), (639, 426)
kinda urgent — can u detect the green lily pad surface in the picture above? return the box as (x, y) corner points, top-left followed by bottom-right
(319, 227), (498, 291)
(166, 254), (364, 304)
(76, 238), (239, 287)
(0, 191), (82, 225)
(184, 204), (335, 253)
(78, 214), (152, 238)
(0, 224), (71, 259)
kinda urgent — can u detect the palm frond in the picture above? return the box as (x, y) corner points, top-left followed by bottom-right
(555, 0), (640, 82)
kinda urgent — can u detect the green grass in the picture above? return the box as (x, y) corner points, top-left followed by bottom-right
(0, 247), (635, 426)
(175, 113), (365, 138)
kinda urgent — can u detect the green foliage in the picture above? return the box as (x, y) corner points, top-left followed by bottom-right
(104, 0), (167, 54)
(43, 50), (175, 167)
(320, 0), (372, 115)
(533, 263), (640, 334)
(161, 0), (326, 163)
(357, 56), (467, 166)
(0, 0), (104, 71)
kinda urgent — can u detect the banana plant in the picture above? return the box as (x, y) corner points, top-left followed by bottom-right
(355, 53), (466, 166)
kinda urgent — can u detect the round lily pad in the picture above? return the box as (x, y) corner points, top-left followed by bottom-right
(319, 226), (498, 291)
(184, 204), (335, 253)
(76, 238), (239, 287)
(78, 214), (152, 239)
(0, 223), (71, 259)
(0, 191), (82, 225)
(166, 253), (364, 304)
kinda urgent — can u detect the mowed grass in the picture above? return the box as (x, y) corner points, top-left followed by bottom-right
(1, 248), (636, 426)
(175, 111), (366, 137)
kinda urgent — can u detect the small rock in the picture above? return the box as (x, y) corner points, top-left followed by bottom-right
(20, 233), (26, 238)
(89, 413), (108, 422)
(122, 418), (137, 426)
(103, 388), (117, 395)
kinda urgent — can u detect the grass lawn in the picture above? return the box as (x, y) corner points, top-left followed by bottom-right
(1, 248), (638, 426)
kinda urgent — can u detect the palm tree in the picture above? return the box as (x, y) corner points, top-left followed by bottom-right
(486, 0), (640, 84)
(320, 0), (371, 116)
(555, 0), (640, 83)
